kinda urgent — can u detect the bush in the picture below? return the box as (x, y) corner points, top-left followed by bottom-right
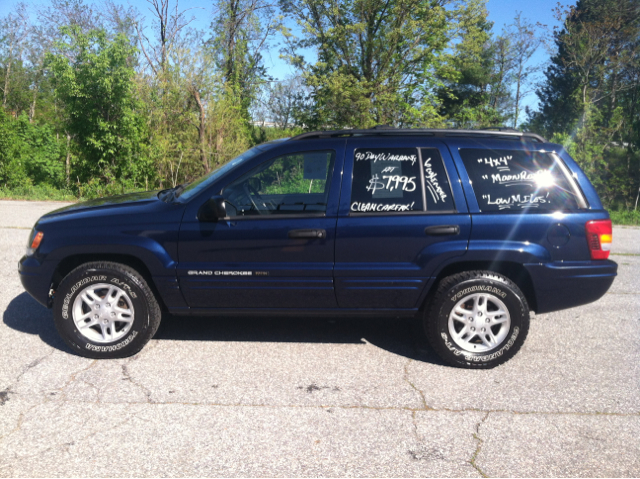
(609, 209), (640, 226)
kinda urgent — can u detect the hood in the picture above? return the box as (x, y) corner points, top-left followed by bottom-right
(43, 190), (161, 217)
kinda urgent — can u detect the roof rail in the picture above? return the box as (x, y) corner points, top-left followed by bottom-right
(289, 127), (547, 143)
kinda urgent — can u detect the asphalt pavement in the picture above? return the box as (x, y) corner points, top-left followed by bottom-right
(0, 199), (638, 477)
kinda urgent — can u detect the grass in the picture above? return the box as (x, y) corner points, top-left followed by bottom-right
(608, 209), (640, 226)
(0, 185), (77, 202)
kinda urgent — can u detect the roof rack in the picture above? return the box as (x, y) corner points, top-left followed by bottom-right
(289, 127), (547, 143)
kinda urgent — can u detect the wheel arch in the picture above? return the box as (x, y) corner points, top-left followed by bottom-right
(421, 260), (538, 313)
(51, 254), (168, 312)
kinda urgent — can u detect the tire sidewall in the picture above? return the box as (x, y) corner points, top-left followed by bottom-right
(54, 265), (151, 358)
(432, 276), (527, 367)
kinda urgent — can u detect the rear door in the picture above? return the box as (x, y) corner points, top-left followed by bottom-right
(334, 137), (471, 309)
(177, 140), (345, 309)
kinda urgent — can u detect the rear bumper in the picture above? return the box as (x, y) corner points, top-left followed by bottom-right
(525, 260), (617, 314)
(18, 255), (55, 308)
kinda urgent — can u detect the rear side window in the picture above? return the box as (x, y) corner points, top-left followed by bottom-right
(459, 148), (583, 212)
(421, 148), (455, 212)
(350, 148), (454, 213)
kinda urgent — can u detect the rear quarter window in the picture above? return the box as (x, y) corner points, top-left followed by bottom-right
(459, 148), (584, 212)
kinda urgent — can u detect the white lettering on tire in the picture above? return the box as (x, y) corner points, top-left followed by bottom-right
(61, 275), (107, 319)
(451, 285), (507, 302)
(85, 331), (138, 352)
(440, 327), (520, 362)
(110, 278), (138, 298)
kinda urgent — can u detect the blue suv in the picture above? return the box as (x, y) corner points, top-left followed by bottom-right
(18, 128), (617, 368)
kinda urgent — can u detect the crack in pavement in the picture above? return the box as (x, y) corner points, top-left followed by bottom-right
(121, 364), (153, 403)
(53, 360), (99, 403)
(4, 397), (637, 416)
(469, 412), (490, 478)
(0, 356), (100, 443)
(403, 358), (432, 410)
(0, 405), (137, 466)
(407, 409), (485, 474)
(0, 403), (40, 443)
(0, 349), (56, 407)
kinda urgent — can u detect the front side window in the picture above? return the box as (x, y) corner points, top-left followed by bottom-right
(350, 147), (454, 213)
(222, 150), (335, 216)
(459, 148), (583, 212)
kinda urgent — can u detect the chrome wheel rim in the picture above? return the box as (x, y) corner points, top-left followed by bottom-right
(72, 283), (135, 343)
(448, 293), (511, 353)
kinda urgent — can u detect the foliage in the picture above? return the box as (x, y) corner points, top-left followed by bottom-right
(256, 154), (327, 195)
(0, 0), (637, 216)
(46, 26), (147, 185)
(209, 0), (279, 120)
(279, 0), (452, 128)
(0, 184), (76, 201)
(436, 0), (510, 127)
(0, 108), (64, 188)
(527, 0), (640, 211)
(609, 209), (640, 225)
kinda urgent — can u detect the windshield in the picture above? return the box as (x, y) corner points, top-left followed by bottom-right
(176, 141), (284, 201)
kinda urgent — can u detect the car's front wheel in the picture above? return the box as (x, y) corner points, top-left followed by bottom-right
(53, 261), (161, 359)
(424, 270), (530, 369)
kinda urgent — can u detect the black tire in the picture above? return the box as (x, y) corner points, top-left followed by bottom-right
(424, 270), (530, 369)
(53, 261), (161, 359)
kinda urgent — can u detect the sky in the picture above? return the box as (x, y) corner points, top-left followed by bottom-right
(0, 0), (563, 110)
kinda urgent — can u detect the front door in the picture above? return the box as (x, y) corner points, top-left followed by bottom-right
(334, 137), (471, 309)
(178, 143), (344, 309)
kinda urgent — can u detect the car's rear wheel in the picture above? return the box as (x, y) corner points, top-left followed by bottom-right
(424, 270), (530, 369)
(53, 261), (161, 359)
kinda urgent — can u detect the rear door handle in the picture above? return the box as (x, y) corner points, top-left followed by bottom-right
(288, 229), (326, 239)
(425, 225), (460, 236)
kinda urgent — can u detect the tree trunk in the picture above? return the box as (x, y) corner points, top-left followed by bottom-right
(216, 130), (225, 168)
(2, 59), (12, 108)
(514, 72), (522, 128)
(65, 134), (71, 187)
(29, 87), (38, 123)
(190, 88), (208, 173)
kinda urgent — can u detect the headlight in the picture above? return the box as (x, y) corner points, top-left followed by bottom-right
(26, 230), (44, 256)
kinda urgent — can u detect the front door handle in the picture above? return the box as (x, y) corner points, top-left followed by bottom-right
(288, 229), (326, 239)
(425, 225), (460, 236)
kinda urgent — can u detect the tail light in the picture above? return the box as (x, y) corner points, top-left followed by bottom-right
(585, 220), (612, 260)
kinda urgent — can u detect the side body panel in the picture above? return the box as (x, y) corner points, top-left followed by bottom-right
(334, 137), (471, 309)
(177, 139), (346, 309)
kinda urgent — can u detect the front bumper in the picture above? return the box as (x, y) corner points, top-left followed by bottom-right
(19, 255), (55, 308)
(525, 260), (618, 314)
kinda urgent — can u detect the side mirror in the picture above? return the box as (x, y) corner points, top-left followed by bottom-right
(198, 195), (226, 222)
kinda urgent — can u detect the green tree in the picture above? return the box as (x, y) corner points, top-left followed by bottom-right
(436, 0), (511, 128)
(279, 0), (452, 129)
(505, 12), (541, 128)
(0, 108), (64, 188)
(208, 0), (279, 126)
(47, 26), (147, 186)
(0, 3), (30, 112)
(527, 0), (640, 209)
